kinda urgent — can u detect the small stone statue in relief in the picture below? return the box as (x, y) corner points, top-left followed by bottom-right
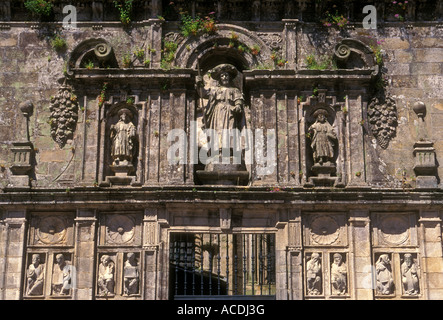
(110, 108), (137, 165)
(306, 252), (322, 295)
(308, 109), (337, 165)
(52, 254), (72, 295)
(98, 255), (115, 295)
(196, 64), (245, 149)
(26, 254), (44, 296)
(124, 253), (140, 295)
(376, 254), (394, 295)
(401, 254), (419, 295)
(331, 253), (347, 295)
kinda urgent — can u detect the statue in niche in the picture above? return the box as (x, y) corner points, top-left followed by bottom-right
(52, 254), (72, 295)
(401, 254), (419, 295)
(98, 255), (115, 295)
(91, 1), (103, 21)
(124, 253), (140, 295)
(330, 253), (347, 295)
(308, 108), (337, 166)
(0, 1), (10, 21)
(306, 252), (322, 295)
(26, 254), (44, 296)
(376, 254), (394, 295)
(196, 64), (245, 152)
(110, 108), (137, 166)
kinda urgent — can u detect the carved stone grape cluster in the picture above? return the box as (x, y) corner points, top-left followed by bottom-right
(49, 86), (79, 148)
(368, 96), (398, 149)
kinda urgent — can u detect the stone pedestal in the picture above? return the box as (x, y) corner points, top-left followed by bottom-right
(8, 141), (34, 188)
(196, 156), (249, 186)
(306, 163), (338, 187)
(101, 164), (138, 186)
(413, 141), (438, 189)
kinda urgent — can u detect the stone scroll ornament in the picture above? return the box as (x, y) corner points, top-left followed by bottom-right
(49, 85), (79, 148)
(368, 95), (398, 149)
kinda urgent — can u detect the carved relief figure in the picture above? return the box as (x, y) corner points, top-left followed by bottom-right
(98, 255), (115, 295)
(330, 253), (347, 295)
(110, 108), (137, 165)
(376, 254), (394, 295)
(52, 254), (72, 295)
(124, 253), (140, 295)
(196, 64), (245, 150)
(401, 254), (419, 295)
(308, 109), (337, 165)
(26, 254), (44, 296)
(306, 252), (322, 295)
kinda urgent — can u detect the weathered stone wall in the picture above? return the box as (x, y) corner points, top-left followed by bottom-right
(0, 0), (443, 301)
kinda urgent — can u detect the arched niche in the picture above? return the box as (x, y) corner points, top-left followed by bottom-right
(174, 24), (273, 71)
(103, 102), (140, 180)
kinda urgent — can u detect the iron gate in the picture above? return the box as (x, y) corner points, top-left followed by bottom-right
(169, 233), (276, 300)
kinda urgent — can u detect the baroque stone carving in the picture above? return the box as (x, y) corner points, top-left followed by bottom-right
(52, 253), (72, 296)
(106, 215), (135, 244)
(310, 215), (340, 245)
(401, 253), (419, 296)
(124, 252), (140, 296)
(331, 253), (347, 295)
(306, 252), (322, 295)
(49, 85), (79, 148)
(368, 95), (398, 149)
(110, 108), (137, 166)
(36, 216), (68, 245)
(98, 254), (115, 296)
(257, 33), (283, 51)
(308, 109), (337, 166)
(376, 254), (394, 295)
(195, 63), (249, 185)
(26, 253), (45, 296)
(379, 215), (409, 246)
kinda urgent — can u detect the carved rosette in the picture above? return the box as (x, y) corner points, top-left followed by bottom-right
(106, 215), (135, 244)
(379, 215), (409, 245)
(49, 86), (79, 148)
(310, 215), (340, 245)
(368, 95), (398, 149)
(36, 216), (68, 245)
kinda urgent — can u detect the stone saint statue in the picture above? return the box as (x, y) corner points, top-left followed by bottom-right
(196, 64), (245, 151)
(27, 254), (44, 296)
(52, 254), (72, 295)
(401, 254), (419, 295)
(330, 253), (347, 295)
(306, 252), (322, 295)
(308, 109), (337, 165)
(376, 254), (394, 295)
(98, 255), (115, 295)
(124, 253), (140, 295)
(110, 108), (136, 165)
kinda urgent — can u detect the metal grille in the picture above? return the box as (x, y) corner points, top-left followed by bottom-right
(169, 233), (276, 299)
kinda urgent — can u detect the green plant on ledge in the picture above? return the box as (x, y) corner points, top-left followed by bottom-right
(179, 12), (217, 37)
(50, 35), (67, 53)
(113, 0), (133, 25)
(321, 10), (349, 28)
(161, 39), (178, 70)
(305, 53), (337, 70)
(24, 0), (53, 19)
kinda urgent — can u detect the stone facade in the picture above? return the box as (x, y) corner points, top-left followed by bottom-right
(0, 0), (443, 300)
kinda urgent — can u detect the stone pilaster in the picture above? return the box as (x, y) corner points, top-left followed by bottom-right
(73, 210), (97, 300)
(284, 209), (303, 300)
(0, 211), (27, 300)
(419, 211), (443, 299)
(348, 210), (373, 300)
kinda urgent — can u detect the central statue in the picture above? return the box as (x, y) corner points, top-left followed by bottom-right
(196, 64), (245, 151)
